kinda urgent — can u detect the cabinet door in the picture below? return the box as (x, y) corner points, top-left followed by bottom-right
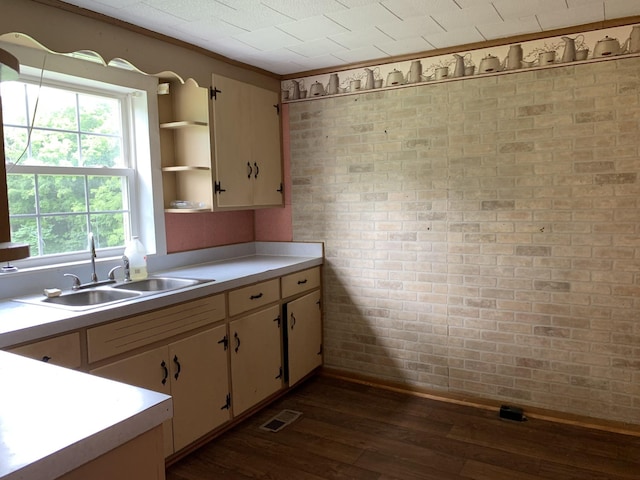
(211, 74), (253, 208)
(90, 347), (174, 457)
(169, 325), (230, 451)
(211, 74), (283, 209)
(251, 85), (282, 207)
(230, 305), (282, 416)
(286, 290), (322, 386)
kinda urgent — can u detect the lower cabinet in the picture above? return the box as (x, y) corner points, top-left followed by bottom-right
(91, 325), (230, 456)
(284, 290), (323, 386)
(5, 266), (323, 460)
(229, 305), (283, 416)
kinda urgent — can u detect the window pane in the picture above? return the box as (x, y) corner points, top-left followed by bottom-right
(81, 134), (122, 167)
(38, 175), (87, 214)
(1, 83), (28, 125)
(29, 86), (77, 131)
(41, 215), (88, 255)
(91, 213), (125, 248)
(79, 94), (121, 135)
(7, 174), (36, 215)
(9, 217), (39, 256)
(29, 130), (79, 166)
(88, 175), (125, 211)
(3, 126), (29, 164)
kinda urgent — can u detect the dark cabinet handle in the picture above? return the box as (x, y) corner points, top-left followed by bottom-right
(250, 292), (263, 300)
(247, 162), (252, 178)
(275, 366), (282, 379)
(290, 312), (296, 330)
(161, 360), (169, 385)
(42, 355), (51, 362)
(297, 279), (308, 285)
(173, 355), (181, 380)
(217, 335), (228, 350)
(220, 393), (231, 410)
(254, 162), (259, 178)
(234, 332), (241, 353)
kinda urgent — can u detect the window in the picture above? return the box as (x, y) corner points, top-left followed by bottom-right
(0, 41), (166, 269)
(2, 80), (134, 257)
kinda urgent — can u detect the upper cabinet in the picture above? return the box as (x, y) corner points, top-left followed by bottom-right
(158, 79), (214, 212)
(211, 74), (283, 209)
(158, 75), (283, 212)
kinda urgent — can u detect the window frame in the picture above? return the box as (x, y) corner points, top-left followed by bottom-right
(0, 41), (166, 270)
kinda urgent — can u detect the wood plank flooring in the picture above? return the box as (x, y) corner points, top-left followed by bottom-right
(166, 375), (640, 480)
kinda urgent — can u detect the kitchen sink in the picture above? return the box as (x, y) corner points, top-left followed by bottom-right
(13, 276), (212, 311)
(110, 276), (210, 292)
(16, 288), (142, 311)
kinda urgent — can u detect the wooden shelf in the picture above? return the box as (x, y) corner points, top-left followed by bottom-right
(162, 165), (211, 172)
(164, 208), (211, 213)
(160, 120), (208, 129)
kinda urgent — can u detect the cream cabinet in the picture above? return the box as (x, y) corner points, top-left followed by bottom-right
(8, 332), (81, 369)
(88, 294), (228, 456)
(211, 74), (283, 209)
(159, 79), (214, 212)
(91, 325), (230, 456)
(284, 290), (322, 386)
(5, 264), (322, 460)
(281, 267), (322, 386)
(229, 305), (283, 416)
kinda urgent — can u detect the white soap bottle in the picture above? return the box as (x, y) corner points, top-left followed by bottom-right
(124, 236), (148, 281)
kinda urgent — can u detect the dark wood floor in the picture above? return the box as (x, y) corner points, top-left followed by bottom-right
(166, 375), (640, 480)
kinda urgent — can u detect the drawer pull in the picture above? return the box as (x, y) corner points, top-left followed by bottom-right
(297, 279), (308, 285)
(42, 355), (52, 363)
(173, 355), (181, 380)
(161, 360), (169, 385)
(250, 292), (263, 300)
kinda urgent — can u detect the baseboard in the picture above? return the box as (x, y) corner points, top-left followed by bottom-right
(321, 367), (640, 438)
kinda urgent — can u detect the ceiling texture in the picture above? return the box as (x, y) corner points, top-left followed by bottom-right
(59, 0), (640, 76)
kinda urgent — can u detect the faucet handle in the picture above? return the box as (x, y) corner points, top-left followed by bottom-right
(64, 273), (81, 290)
(108, 265), (122, 281)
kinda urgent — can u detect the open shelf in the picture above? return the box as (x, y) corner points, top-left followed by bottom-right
(160, 120), (208, 129)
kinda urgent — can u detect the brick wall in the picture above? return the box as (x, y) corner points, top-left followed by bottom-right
(288, 56), (640, 424)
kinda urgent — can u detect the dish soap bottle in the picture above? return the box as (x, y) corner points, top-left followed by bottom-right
(124, 236), (148, 281)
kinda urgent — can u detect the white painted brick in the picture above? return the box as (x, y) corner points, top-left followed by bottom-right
(289, 56), (640, 425)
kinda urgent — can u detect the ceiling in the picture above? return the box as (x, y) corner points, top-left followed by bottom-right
(59, 0), (640, 76)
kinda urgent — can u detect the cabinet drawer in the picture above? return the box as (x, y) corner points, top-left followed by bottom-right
(88, 294), (225, 363)
(228, 279), (279, 317)
(281, 267), (321, 298)
(9, 332), (81, 369)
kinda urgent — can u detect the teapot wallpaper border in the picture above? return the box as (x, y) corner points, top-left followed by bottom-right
(281, 24), (639, 102)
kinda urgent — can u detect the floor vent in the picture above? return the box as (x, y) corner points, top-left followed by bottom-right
(259, 409), (302, 432)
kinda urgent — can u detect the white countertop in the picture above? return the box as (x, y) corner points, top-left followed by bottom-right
(0, 244), (324, 349)
(0, 350), (172, 480)
(0, 241), (323, 479)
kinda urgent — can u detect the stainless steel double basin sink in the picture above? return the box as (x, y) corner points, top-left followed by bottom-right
(15, 277), (213, 311)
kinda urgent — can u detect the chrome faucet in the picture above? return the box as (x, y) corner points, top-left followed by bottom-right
(63, 232), (119, 290)
(89, 232), (98, 283)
